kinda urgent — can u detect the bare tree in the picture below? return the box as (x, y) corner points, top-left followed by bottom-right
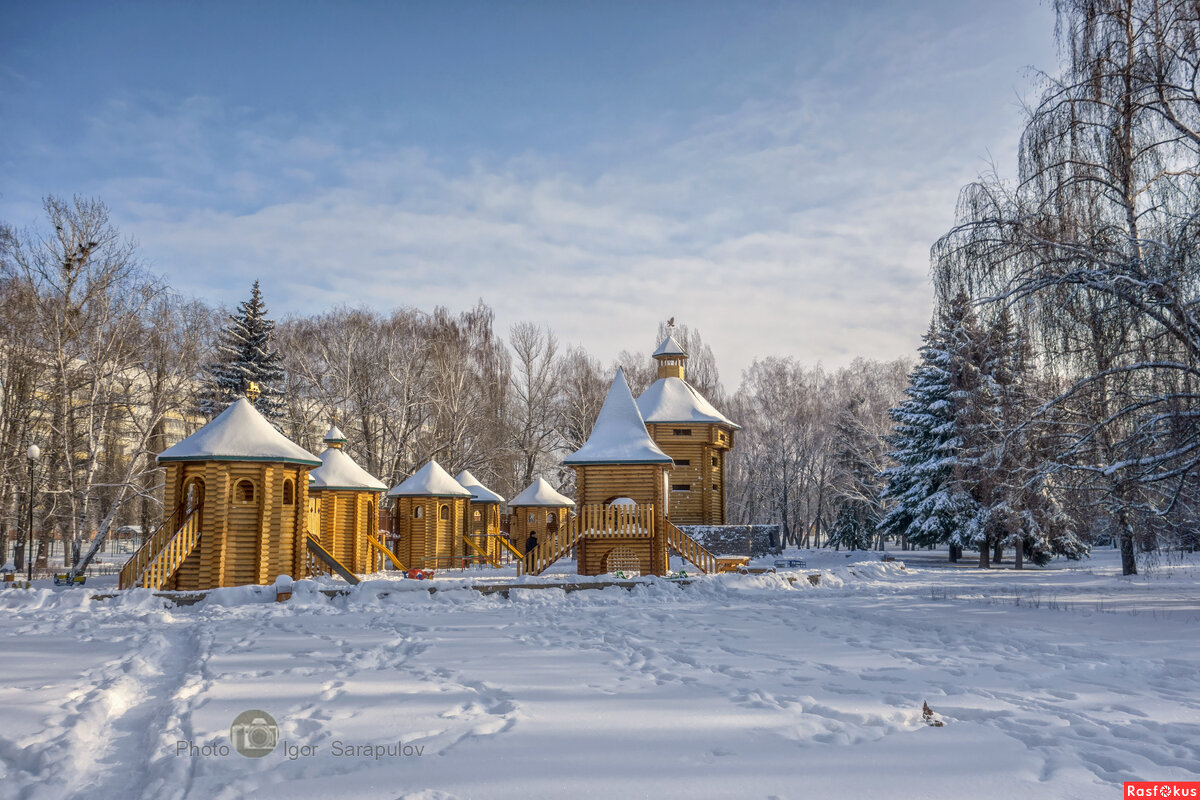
(1, 196), (204, 572)
(932, 0), (1200, 574)
(508, 322), (559, 488)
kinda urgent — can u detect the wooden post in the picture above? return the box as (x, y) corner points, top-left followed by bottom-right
(207, 463), (231, 590)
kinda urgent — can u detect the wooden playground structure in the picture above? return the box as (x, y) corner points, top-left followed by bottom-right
(119, 331), (747, 591)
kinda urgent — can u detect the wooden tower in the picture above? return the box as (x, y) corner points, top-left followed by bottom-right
(636, 333), (740, 525)
(455, 469), (506, 565)
(387, 461), (473, 571)
(123, 397), (323, 591)
(563, 368), (674, 576)
(308, 424), (387, 574)
(507, 477), (575, 557)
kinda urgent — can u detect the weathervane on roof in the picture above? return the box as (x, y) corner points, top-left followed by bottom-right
(666, 316), (675, 335)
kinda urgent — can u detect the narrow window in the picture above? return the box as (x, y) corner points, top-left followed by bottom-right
(528, 512), (536, 524)
(473, 509), (482, 522)
(282, 479), (295, 505)
(672, 484), (691, 492)
(672, 428), (692, 436)
(414, 505), (423, 519)
(675, 459), (690, 466)
(235, 480), (254, 503)
(547, 512), (557, 525)
(712, 457), (719, 467)
(440, 504), (450, 521)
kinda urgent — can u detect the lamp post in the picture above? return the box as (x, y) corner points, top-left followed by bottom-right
(26, 444), (39, 583)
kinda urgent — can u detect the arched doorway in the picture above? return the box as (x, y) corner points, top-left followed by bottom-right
(183, 476), (205, 516)
(602, 546), (641, 576)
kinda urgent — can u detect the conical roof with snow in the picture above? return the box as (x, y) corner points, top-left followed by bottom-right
(387, 460), (474, 498)
(637, 377), (740, 429)
(563, 369), (673, 465)
(158, 398), (322, 466)
(653, 334), (687, 358)
(455, 470), (505, 504)
(508, 477), (576, 508)
(310, 447), (387, 492)
(323, 424), (347, 444)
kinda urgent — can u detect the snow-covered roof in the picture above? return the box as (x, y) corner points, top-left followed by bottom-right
(508, 477), (576, 508)
(563, 369), (673, 465)
(387, 460), (474, 498)
(653, 334), (687, 358)
(310, 447), (387, 492)
(158, 398), (322, 466)
(455, 470), (505, 504)
(637, 376), (741, 429)
(323, 424), (347, 444)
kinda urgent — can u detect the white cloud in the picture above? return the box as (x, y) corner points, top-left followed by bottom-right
(4, 1), (1056, 388)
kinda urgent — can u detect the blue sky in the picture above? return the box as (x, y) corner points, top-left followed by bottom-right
(1, 0), (1058, 383)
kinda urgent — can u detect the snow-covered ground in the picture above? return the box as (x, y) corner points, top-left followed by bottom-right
(1, 549), (1197, 800)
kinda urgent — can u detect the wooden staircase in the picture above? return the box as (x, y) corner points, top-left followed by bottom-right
(119, 505), (201, 589)
(520, 527), (582, 576)
(664, 521), (719, 574)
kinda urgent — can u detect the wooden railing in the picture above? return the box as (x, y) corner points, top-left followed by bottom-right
(306, 546), (329, 578)
(119, 503), (188, 589)
(119, 506), (201, 589)
(520, 503), (655, 576)
(664, 520), (719, 574)
(305, 535), (360, 585)
(521, 525), (582, 576)
(576, 503), (653, 536)
(497, 536), (525, 562)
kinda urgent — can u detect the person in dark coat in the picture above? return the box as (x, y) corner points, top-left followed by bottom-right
(524, 532), (539, 572)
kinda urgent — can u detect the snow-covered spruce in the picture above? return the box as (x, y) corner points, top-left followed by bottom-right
(198, 280), (287, 420)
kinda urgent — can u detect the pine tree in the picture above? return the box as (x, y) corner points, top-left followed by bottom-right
(942, 291), (995, 566)
(199, 281), (286, 420)
(879, 295), (982, 558)
(975, 307), (1087, 567)
(828, 501), (877, 551)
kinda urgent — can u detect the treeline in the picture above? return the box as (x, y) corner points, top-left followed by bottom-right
(913, 0), (1200, 574)
(0, 196), (909, 567)
(12, 1), (1199, 576)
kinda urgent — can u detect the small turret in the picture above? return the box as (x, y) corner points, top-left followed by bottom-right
(323, 424), (347, 450)
(652, 334), (688, 380)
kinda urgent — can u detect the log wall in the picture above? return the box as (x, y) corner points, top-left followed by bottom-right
(578, 535), (654, 575)
(392, 496), (469, 570)
(645, 422), (734, 526)
(156, 460), (312, 591)
(572, 463), (670, 574)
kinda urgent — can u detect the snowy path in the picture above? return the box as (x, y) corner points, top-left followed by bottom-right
(1, 551), (1197, 799)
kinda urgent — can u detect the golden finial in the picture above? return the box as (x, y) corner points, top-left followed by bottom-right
(245, 382), (262, 403)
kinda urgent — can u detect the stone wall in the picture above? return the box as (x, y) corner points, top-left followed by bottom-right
(677, 525), (781, 558)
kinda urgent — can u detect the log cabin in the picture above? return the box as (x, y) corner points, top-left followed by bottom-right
(120, 396), (323, 590)
(308, 424), (388, 574)
(387, 461), (473, 571)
